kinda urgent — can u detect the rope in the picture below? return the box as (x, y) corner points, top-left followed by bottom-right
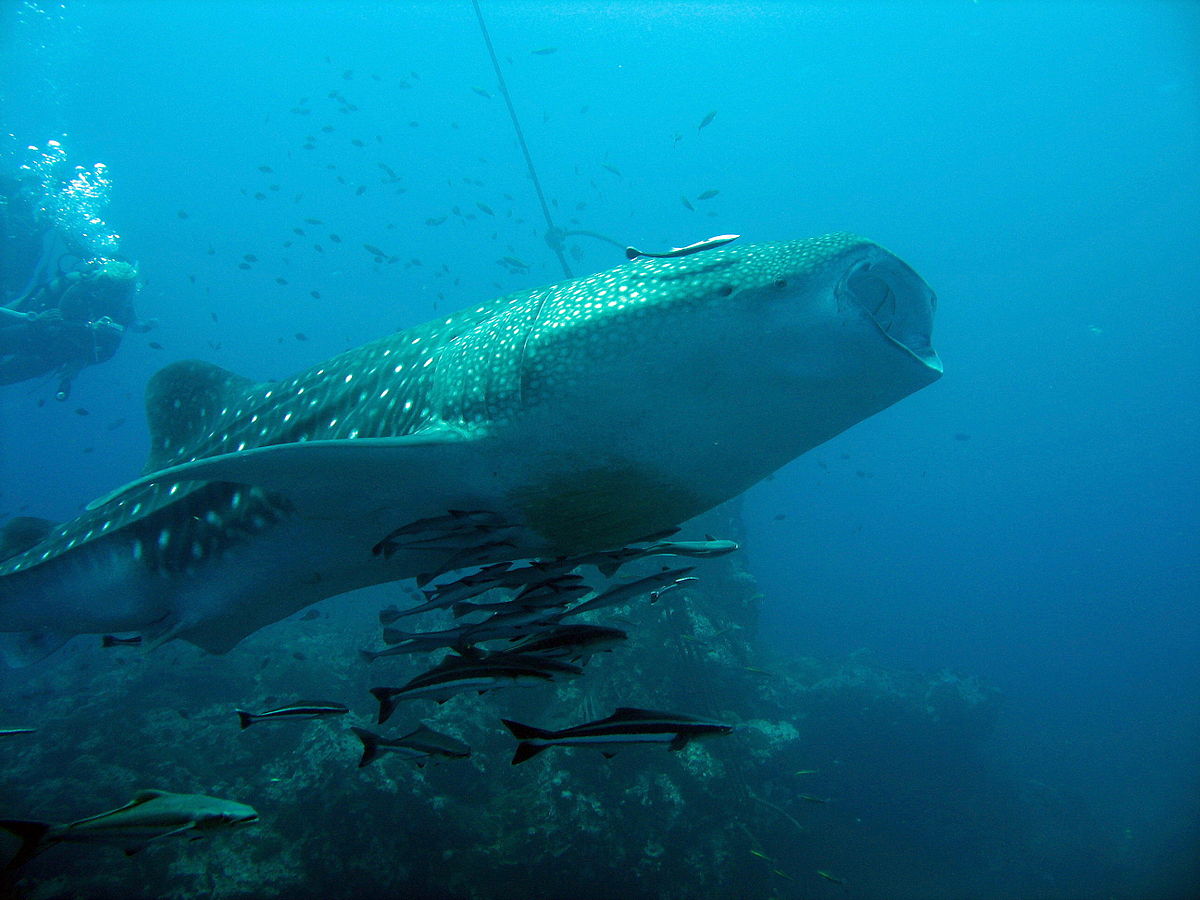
(471, 0), (573, 278)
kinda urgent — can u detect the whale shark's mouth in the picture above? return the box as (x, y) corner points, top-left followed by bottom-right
(840, 257), (941, 372)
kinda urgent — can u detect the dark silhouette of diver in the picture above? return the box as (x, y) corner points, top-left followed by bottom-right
(0, 258), (140, 400)
(1, 155), (149, 401)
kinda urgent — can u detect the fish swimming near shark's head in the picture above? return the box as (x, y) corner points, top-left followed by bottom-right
(0, 234), (940, 658)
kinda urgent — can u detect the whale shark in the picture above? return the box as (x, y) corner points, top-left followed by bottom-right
(0, 234), (941, 656)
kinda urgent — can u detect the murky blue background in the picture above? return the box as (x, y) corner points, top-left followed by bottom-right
(2, 2), (1197, 896)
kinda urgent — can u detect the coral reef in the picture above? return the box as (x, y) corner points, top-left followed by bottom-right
(0, 507), (1100, 899)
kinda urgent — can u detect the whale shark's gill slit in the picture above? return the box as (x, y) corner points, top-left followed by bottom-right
(516, 288), (553, 407)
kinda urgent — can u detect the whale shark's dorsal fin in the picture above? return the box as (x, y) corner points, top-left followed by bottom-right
(144, 360), (257, 473)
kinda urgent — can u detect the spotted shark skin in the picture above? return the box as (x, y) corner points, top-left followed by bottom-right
(0, 234), (942, 654)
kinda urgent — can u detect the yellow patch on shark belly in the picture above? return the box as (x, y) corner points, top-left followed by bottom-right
(512, 465), (702, 554)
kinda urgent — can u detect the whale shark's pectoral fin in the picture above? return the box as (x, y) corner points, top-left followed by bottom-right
(86, 429), (475, 512)
(0, 631), (73, 668)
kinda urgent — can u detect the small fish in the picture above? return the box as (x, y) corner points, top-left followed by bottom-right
(794, 769), (819, 776)
(258, 165), (273, 173)
(275, 277), (288, 286)
(0, 790), (257, 869)
(235, 701), (348, 729)
(295, 333), (308, 341)
(625, 234), (739, 261)
(310, 290), (321, 299)
(471, 86), (493, 99)
(101, 635), (142, 648)
(816, 870), (845, 884)
(355, 185), (367, 196)
(749, 849), (772, 861)
(73, 408), (89, 416)
(502, 706), (734, 765)
(304, 218), (323, 225)
(370, 619), (539, 656)
(476, 202), (495, 216)
(370, 653), (582, 721)
(329, 234), (342, 243)
(363, 243), (388, 259)
(176, 210), (189, 219)
(648, 576), (698, 602)
(106, 418), (126, 431)
(0, 728), (36, 737)
(531, 47), (558, 55)
(743, 666), (773, 676)
(372, 509), (508, 558)
(798, 794), (830, 804)
(681, 195), (694, 211)
(698, 110), (717, 130)
(425, 216), (446, 226)
(772, 868), (794, 881)
(696, 189), (720, 200)
(504, 624), (627, 661)
(601, 163), (622, 176)
(562, 566), (696, 618)
(352, 724), (470, 768)
(351, 139), (365, 148)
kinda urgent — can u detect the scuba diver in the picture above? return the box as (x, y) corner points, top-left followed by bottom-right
(0, 257), (141, 400)
(0, 142), (149, 401)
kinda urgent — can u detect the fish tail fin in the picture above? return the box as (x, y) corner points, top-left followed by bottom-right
(101, 635), (118, 648)
(0, 820), (53, 871)
(351, 727), (380, 767)
(358, 649), (378, 664)
(370, 688), (398, 724)
(510, 742), (549, 765)
(596, 560), (622, 578)
(450, 602), (472, 619)
(500, 718), (555, 741)
(381, 627), (410, 645)
(235, 710), (255, 730)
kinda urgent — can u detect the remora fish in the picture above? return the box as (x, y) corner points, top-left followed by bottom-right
(561, 566), (696, 617)
(235, 701), (348, 729)
(625, 234), (739, 260)
(642, 537), (739, 559)
(0, 234), (941, 658)
(371, 653), (582, 721)
(0, 789), (258, 870)
(501, 706), (734, 764)
(352, 724), (470, 767)
(504, 623), (627, 661)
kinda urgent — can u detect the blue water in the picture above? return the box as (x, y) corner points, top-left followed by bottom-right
(1, 2), (1197, 898)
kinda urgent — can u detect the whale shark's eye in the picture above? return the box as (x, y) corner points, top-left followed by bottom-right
(717, 285), (733, 297)
(773, 279), (788, 289)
